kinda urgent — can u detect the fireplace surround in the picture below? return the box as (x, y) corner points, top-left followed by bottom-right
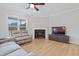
(33, 28), (48, 39)
(35, 29), (45, 39)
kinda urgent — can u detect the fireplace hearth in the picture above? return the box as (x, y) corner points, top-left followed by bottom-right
(35, 29), (45, 39)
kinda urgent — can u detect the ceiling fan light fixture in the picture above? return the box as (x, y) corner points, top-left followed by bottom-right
(30, 4), (34, 9)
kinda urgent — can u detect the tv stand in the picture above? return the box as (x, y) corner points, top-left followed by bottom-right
(49, 34), (69, 43)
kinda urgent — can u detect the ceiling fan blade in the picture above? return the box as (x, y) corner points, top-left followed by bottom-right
(34, 6), (39, 11)
(32, 3), (45, 5)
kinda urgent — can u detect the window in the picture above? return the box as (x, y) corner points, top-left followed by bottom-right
(8, 17), (18, 31)
(8, 17), (27, 31)
(20, 20), (26, 30)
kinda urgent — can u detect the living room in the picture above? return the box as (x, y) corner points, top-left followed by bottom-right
(0, 3), (79, 56)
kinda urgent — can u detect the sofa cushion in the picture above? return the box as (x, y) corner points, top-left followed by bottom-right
(0, 38), (14, 44)
(6, 49), (31, 56)
(0, 41), (18, 47)
(12, 33), (22, 38)
(15, 36), (32, 41)
(21, 33), (29, 36)
(0, 41), (20, 56)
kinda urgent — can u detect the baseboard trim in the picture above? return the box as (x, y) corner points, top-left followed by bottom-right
(69, 41), (79, 45)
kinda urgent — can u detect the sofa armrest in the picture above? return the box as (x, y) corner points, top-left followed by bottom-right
(0, 38), (15, 44)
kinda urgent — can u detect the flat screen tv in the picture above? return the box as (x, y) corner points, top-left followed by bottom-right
(52, 26), (66, 35)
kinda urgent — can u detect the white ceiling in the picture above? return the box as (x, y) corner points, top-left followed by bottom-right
(0, 3), (79, 17)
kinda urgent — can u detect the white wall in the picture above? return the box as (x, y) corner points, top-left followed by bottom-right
(0, 10), (9, 38)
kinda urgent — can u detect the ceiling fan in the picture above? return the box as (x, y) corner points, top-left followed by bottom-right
(26, 3), (45, 11)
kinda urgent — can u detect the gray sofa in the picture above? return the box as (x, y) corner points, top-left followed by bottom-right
(11, 30), (32, 44)
(0, 40), (34, 56)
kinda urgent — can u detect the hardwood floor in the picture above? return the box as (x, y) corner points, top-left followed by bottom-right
(21, 39), (79, 56)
